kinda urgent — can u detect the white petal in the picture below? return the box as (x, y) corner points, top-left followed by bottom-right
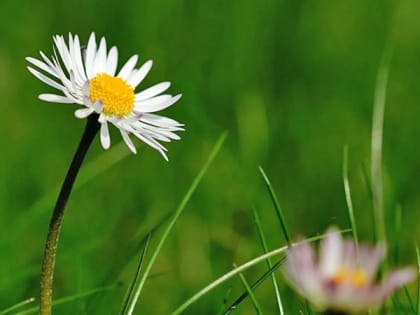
(93, 37), (107, 75)
(378, 268), (417, 296)
(75, 108), (94, 119)
(120, 129), (137, 154)
(106, 46), (118, 76)
(54, 35), (72, 75)
(134, 121), (182, 140)
(26, 57), (58, 78)
(39, 93), (74, 104)
(357, 244), (386, 279)
(70, 35), (87, 82)
(133, 132), (169, 160)
(100, 120), (111, 149)
(141, 113), (184, 127)
(284, 241), (321, 297)
(117, 54), (138, 80)
(40, 51), (56, 70)
(135, 94), (181, 113)
(127, 60), (153, 88)
(135, 82), (171, 101)
(85, 33), (97, 79)
(27, 66), (65, 91)
(50, 59), (73, 91)
(319, 228), (343, 278)
(93, 100), (103, 113)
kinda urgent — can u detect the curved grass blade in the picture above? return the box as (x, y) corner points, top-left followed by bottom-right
(171, 232), (340, 315)
(224, 228), (351, 314)
(126, 132), (228, 315)
(14, 283), (119, 315)
(173, 246), (288, 315)
(0, 297), (35, 315)
(224, 259), (284, 315)
(120, 233), (152, 315)
(253, 206), (284, 314)
(258, 166), (291, 246)
(343, 145), (359, 251)
(371, 48), (392, 244)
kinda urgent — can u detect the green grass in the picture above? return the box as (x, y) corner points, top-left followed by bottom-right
(0, 0), (419, 314)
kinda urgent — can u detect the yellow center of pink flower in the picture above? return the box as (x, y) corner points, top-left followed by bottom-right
(331, 268), (368, 287)
(89, 73), (134, 116)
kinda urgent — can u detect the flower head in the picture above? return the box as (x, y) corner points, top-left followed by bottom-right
(283, 227), (416, 314)
(27, 33), (183, 160)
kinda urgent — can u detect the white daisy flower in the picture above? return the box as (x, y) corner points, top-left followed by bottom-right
(283, 227), (416, 314)
(26, 32), (183, 160)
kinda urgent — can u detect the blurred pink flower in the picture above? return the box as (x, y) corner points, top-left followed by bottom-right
(283, 227), (416, 313)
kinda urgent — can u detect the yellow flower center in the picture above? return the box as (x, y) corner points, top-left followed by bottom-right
(331, 268), (368, 288)
(89, 73), (134, 116)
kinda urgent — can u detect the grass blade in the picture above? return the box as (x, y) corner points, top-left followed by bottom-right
(120, 233), (152, 315)
(258, 166), (291, 246)
(14, 283), (119, 315)
(403, 286), (415, 314)
(126, 132), (228, 315)
(224, 259), (284, 315)
(216, 287), (233, 315)
(253, 206), (284, 314)
(172, 246), (289, 315)
(224, 228), (351, 314)
(371, 48), (392, 244)
(0, 297), (35, 315)
(236, 267), (263, 315)
(393, 204), (402, 264)
(171, 232), (343, 315)
(343, 145), (359, 251)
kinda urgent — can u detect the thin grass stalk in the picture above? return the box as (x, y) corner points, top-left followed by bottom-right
(236, 270), (263, 315)
(126, 132), (227, 315)
(16, 283), (118, 315)
(216, 287), (232, 315)
(252, 207), (284, 314)
(258, 166), (291, 246)
(120, 233), (152, 315)
(171, 233), (338, 315)
(224, 229), (351, 314)
(393, 205), (402, 264)
(342, 145), (359, 252)
(0, 298), (35, 315)
(172, 246), (289, 315)
(371, 49), (391, 244)
(224, 259), (284, 315)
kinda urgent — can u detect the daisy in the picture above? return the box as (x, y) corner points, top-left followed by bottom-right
(26, 32), (183, 160)
(283, 227), (416, 314)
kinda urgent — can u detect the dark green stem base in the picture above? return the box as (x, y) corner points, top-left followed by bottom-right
(40, 115), (100, 315)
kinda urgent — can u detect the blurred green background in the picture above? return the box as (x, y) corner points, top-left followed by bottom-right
(0, 0), (419, 314)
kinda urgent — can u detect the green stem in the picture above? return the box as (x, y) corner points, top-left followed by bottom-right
(40, 115), (100, 315)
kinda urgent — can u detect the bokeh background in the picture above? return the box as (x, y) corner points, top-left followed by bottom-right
(0, 0), (419, 314)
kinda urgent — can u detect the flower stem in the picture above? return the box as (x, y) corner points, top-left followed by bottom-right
(40, 115), (100, 315)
